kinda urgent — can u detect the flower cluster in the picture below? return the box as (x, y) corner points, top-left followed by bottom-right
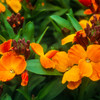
(0, 39), (28, 86)
(30, 14), (100, 90)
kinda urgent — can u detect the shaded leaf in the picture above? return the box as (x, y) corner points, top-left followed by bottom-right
(35, 78), (66, 100)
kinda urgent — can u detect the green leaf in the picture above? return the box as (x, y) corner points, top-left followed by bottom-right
(39, 9), (68, 32)
(22, 21), (34, 42)
(28, 74), (45, 93)
(36, 26), (49, 43)
(50, 15), (74, 30)
(36, 3), (62, 11)
(26, 59), (62, 76)
(67, 14), (82, 31)
(75, 9), (86, 16)
(16, 87), (31, 100)
(35, 78), (66, 100)
(3, 9), (12, 18)
(1, 94), (12, 100)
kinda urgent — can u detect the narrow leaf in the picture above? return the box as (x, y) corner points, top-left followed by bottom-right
(50, 15), (74, 30)
(67, 14), (82, 31)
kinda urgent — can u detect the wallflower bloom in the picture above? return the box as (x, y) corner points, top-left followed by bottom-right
(6, 0), (21, 13)
(0, 51), (26, 81)
(30, 43), (58, 69)
(68, 44), (100, 81)
(21, 71), (28, 86)
(52, 51), (82, 89)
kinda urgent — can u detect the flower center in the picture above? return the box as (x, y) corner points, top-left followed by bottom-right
(66, 66), (72, 71)
(10, 69), (15, 73)
(86, 58), (91, 63)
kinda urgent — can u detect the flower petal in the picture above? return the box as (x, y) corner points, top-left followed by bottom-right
(79, 20), (88, 29)
(90, 62), (100, 80)
(61, 34), (76, 45)
(87, 45), (100, 63)
(1, 51), (26, 75)
(68, 44), (86, 64)
(84, 9), (93, 15)
(89, 14), (100, 22)
(62, 66), (81, 84)
(67, 80), (81, 90)
(89, 69), (100, 81)
(30, 43), (44, 56)
(40, 55), (55, 69)
(6, 0), (21, 13)
(0, 39), (12, 54)
(0, 71), (15, 82)
(0, 3), (6, 13)
(52, 51), (70, 72)
(45, 50), (59, 58)
(92, 0), (98, 11)
(79, 59), (93, 77)
(79, 0), (91, 7)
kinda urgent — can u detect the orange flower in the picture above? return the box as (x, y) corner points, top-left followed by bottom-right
(6, 0), (21, 13)
(0, 3), (6, 13)
(52, 51), (73, 72)
(62, 66), (82, 90)
(30, 43), (58, 69)
(0, 39), (12, 54)
(21, 71), (28, 86)
(68, 44), (100, 81)
(0, 51), (26, 82)
(52, 51), (82, 90)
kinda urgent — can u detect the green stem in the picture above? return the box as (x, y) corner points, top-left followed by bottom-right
(78, 78), (90, 100)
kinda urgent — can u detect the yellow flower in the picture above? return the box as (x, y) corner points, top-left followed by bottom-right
(0, 3), (6, 13)
(6, 0), (21, 13)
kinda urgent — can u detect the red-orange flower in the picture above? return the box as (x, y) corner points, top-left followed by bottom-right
(0, 51), (26, 82)
(79, 0), (92, 7)
(30, 43), (58, 69)
(68, 44), (100, 81)
(21, 71), (28, 86)
(0, 39), (12, 54)
(79, 0), (98, 15)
